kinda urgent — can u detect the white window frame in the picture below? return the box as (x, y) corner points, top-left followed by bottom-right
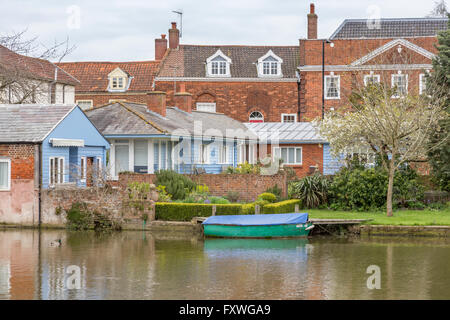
(391, 73), (408, 98)
(112, 77), (125, 89)
(324, 75), (340, 99)
(257, 50), (283, 78)
(218, 144), (229, 164)
(0, 159), (11, 191)
(281, 113), (297, 123)
(109, 99), (127, 103)
(196, 102), (216, 113)
(364, 74), (380, 86)
(419, 73), (426, 95)
(273, 147), (302, 165)
(49, 156), (65, 186)
(206, 50), (232, 77)
(76, 100), (93, 110)
(80, 156), (87, 182)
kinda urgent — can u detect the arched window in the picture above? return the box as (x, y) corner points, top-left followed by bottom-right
(249, 111), (264, 123)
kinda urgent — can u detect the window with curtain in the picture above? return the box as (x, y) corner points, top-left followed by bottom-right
(134, 140), (148, 167)
(325, 75), (340, 99)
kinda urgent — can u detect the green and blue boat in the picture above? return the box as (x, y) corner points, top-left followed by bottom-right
(202, 213), (314, 238)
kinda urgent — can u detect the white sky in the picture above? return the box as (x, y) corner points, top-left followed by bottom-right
(0, 0), (445, 62)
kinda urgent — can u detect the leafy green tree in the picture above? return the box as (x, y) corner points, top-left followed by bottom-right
(427, 16), (450, 191)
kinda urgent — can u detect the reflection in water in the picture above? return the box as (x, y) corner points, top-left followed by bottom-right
(0, 229), (449, 300)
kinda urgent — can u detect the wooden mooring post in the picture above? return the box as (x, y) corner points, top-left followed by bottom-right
(212, 205), (216, 216)
(255, 204), (260, 215)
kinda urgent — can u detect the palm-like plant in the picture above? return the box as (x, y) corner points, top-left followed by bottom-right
(290, 174), (329, 208)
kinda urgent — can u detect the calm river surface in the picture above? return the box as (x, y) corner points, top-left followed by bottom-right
(0, 229), (449, 300)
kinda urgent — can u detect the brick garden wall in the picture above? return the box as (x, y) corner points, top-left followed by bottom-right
(118, 172), (288, 202)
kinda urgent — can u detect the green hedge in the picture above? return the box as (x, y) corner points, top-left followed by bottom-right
(155, 203), (243, 221)
(261, 199), (302, 214)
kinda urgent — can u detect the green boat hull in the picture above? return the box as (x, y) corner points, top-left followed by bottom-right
(203, 222), (313, 238)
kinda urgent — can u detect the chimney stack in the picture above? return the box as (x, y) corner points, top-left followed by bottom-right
(155, 34), (167, 60)
(174, 93), (192, 113)
(307, 3), (318, 39)
(169, 22), (180, 49)
(146, 91), (167, 117)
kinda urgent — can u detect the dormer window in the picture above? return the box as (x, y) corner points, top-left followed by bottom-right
(257, 50), (282, 78)
(206, 50), (231, 77)
(108, 67), (130, 92)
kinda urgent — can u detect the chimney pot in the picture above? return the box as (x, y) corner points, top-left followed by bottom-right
(155, 34), (168, 60)
(307, 3), (318, 39)
(169, 22), (180, 49)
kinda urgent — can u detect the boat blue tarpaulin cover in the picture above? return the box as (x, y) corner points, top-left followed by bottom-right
(202, 213), (309, 226)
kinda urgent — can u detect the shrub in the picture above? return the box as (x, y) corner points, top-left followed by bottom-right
(156, 185), (172, 202)
(225, 190), (241, 203)
(155, 203), (243, 221)
(154, 170), (196, 200)
(262, 199), (302, 214)
(257, 192), (277, 203)
(208, 196), (231, 204)
(329, 166), (425, 211)
(226, 162), (261, 174)
(242, 203), (256, 214)
(66, 202), (92, 230)
(289, 174), (329, 208)
(265, 185), (283, 201)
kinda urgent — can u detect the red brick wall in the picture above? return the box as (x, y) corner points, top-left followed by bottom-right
(117, 172), (287, 202)
(155, 81), (300, 122)
(0, 144), (35, 180)
(74, 93), (148, 107)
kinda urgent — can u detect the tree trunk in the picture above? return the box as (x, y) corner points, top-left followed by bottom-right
(386, 161), (395, 217)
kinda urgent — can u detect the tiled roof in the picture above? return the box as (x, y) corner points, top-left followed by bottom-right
(330, 18), (448, 40)
(157, 45), (300, 78)
(0, 104), (75, 142)
(244, 122), (326, 143)
(86, 102), (256, 140)
(57, 60), (160, 92)
(0, 45), (79, 85)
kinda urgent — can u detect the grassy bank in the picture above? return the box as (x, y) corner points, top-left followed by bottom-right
(307, 208), (450, 226)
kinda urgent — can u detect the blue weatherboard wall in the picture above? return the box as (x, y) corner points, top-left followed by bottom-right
(41, 106), (110, 188)
(323, 143), (344, 175)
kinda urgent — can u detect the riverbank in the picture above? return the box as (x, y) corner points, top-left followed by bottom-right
(308, 208), (450, 226)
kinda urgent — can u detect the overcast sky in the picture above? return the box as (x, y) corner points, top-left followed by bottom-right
(0, 0), (444, 62)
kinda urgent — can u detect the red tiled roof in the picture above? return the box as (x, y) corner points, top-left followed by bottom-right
(57, 60), (160, 92)
(0, 45), (79, 85)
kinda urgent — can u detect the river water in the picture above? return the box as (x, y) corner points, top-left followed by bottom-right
(0, 229), (449, 300)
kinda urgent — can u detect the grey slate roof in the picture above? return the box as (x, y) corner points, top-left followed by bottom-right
(0, 104), (75, 142)
(157, 45), (300, 78)
(330, 18), (448, 39)
(244, 122), (326, 143)
(86, 102), (257, 140)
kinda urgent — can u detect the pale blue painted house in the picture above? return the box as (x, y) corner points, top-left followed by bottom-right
(0, 104), (110, 189)
(86, 101), (256, 178)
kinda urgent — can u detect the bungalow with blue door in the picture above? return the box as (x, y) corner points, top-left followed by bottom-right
(85, 92), (257, 179)
(0, 104), (109, 226)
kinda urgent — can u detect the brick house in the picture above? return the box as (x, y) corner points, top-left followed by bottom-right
(57, 60), (160, 110)
(154, 23), (301, 123)
(0, 104), (109, 226)
(298, 4), (448, 121)
(0, 45), (78, 104)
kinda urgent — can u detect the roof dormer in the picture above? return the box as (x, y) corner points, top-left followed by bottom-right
(206, 49), (232, 77)
(257, 50), (283, 78)
(107, 67), (130, 92)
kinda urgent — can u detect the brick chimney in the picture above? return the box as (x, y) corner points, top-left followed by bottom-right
(169, 22), (180, 49)
(307, 3), (318, 39)
(146, 91), (166, 117)
(155, 34), (167, 60)
(174, 93), (192, 113)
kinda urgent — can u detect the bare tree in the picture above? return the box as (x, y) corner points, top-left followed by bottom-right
(0, 30), (75, 104)
(428, 0), (449, 17)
